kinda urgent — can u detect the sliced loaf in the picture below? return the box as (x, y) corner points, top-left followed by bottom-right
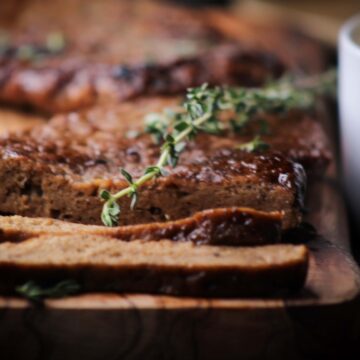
(0, 235), (309, 297)
(0, 207), (283, 246)
(0, 97), (318, 228)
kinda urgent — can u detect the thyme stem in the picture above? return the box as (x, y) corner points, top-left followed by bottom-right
(110, 112), (211, 202)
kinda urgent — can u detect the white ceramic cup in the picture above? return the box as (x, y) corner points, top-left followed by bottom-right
(339, 15), (360, 221)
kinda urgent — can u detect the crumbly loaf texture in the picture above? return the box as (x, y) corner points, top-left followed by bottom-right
(0, 208), (283, 246)
(0, 97), (313, 228)
(0, 235), (309, 297)
(0, 0), (332, 113)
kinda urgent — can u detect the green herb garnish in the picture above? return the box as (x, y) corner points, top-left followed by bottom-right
(100, 69), (336, 226)
(236, 135), (270, 152)
(16, 280), (80, 302)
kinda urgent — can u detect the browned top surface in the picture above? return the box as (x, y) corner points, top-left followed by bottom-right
(0, 96), (325, 194)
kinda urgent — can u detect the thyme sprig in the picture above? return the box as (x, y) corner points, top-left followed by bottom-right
(100, 106), (214, 226)
(16, 280), (80, 302)
(100, 69), (336, 226)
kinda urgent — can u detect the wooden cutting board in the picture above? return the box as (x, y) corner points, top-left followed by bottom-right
(0, 7), (359, 360)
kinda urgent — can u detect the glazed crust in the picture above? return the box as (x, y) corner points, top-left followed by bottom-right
(0, 96), (311, 227)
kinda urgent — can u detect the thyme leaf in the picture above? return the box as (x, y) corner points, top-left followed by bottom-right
(120, 168), (134, 185)
(101, 196), (120, 227)
(120, 168), (138, 209)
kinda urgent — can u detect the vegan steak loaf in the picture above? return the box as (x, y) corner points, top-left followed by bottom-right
(0, 0), (324, 300)
(0, 97), (310, 228)
(0, 235), (309, 297)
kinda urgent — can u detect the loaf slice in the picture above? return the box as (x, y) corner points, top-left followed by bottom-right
(0, 93), (331, 227)
(0, 207), (283, 246)
(0, 235), (309, 297)
(0, 130), (305, 229)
